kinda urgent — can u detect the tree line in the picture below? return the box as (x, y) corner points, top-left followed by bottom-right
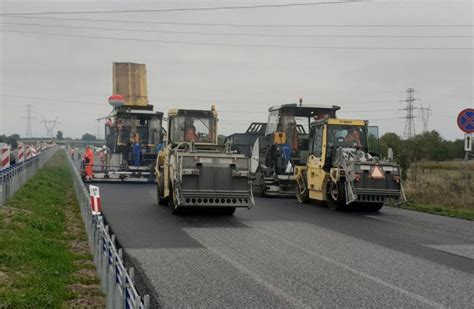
(379, 130), (466, 178)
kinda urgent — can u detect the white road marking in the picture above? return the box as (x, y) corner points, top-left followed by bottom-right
(185, 230), (311, 309)
(251, 224), (446, 309)
(424, 244), (474, 260)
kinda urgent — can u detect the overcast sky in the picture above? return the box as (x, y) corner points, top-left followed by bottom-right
(0, 0), (472, 140)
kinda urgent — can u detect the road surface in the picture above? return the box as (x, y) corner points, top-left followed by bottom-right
(97, 183), (474, 308)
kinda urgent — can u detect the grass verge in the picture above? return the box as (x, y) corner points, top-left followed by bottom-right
(0, 151), (105, 308)
(391, 203), (474, 221)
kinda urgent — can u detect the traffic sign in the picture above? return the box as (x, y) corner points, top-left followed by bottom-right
(465, 133), (472, 152)
(457, 108), (474, 133)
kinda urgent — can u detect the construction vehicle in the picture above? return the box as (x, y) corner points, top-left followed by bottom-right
(81, 62), (164, 182)
(155, 106), (254, 215)
(294, 118), (405, 211)
(229, 100), (340, 197)
(224, 122), (267, 157)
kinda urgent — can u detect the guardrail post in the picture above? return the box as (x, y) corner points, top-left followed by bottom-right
(143, 294), (150, 309)
(100, 230), (108, 294)
(120, 265), (127, 309)
(129, 267), (134, 283)
(106, 261), (115, 309)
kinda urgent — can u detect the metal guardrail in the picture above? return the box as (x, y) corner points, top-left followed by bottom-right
(65, 151), (150, 309)
(0, 146), (58, 207)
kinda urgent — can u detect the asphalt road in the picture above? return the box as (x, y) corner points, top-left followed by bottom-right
(97, 183), (474, 308)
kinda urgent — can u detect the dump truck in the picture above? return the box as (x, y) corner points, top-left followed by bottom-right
(81, 62), (164, 182)
(294, 118), (405, 211)
(155, 106), (254, 215)
(229, 100), (340, 197)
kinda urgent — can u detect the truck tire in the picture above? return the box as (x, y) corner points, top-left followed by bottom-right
(221, 207), (236, 215)
(366, 203), (384, 212)
(169, 186), (181, 215)
(296, 183), (309, 204)
(156, 180), (169, 206)
(327, 180), (347, 211)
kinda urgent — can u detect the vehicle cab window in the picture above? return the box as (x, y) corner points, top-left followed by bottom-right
(170, 115), (217, 143)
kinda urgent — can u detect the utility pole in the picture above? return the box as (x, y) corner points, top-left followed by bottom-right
(402, 88), (419, 139)
(419, 104), (432, 132)
(40, 116), (61, 138)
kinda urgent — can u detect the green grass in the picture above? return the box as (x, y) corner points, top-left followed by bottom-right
(0, 151), (102, 308)
(415, 160), (474, 171)
(393, 203), (474, 221)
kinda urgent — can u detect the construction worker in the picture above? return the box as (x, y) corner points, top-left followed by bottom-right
(99, 148), (106, 172)
(70, 148), (75, 160)
(83, 145), (94, 180)
(344, 127), (363, 148)
(184, 118), (199, 142)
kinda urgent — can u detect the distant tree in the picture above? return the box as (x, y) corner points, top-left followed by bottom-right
(379, 132), (403, 159)
(7, 134), (21, 149)
(56, 130), (64, 140)
(81, 133), (96, 141)
(380, 133), (411, 179)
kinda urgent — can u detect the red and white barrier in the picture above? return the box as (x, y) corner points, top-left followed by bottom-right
(89, 185), (102, 215)
(17, 142), (25, 163)
(31, 147), (37, 157)
(25, 145), (32, 160)
(1, 143), (11, 170)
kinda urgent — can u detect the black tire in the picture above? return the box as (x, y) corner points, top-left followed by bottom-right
(296, 182), (309, 204)
(156, 180), (169, 206)
(365, 203), (384, 212)
(259, 176), (268, 197)
(169, 186), (181, 215)
(221, 207), (236, 215)
(327, 180), (347, 211)
(260, 185), (267, 197)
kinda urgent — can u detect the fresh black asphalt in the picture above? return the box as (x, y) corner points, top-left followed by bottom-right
(95, 182), (473, 308)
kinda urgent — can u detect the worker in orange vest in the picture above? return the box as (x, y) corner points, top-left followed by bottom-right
(83, 145), (94, 180)
(184, 118), (199, 142)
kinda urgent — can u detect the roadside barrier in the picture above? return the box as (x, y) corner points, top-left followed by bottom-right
(65, 151), (150, 309)
(0, 145), (58, 207)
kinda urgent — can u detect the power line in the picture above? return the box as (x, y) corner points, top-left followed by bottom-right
(0, 1), (354, 16)
(2, 93), (99, 105)
(3, 29), (472, 50)
(4, 22), (472, 38)
(5, 15), (473, 28)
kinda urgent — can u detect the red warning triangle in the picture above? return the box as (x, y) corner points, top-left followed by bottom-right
(370, 166), (385, 179)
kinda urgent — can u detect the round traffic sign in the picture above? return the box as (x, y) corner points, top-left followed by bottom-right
(457, 108), (474, 133)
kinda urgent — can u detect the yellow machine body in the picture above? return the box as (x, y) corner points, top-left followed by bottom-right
(294, 118), (366, 202)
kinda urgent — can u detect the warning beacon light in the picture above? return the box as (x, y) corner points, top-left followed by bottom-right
(108, 94), (125, 108)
